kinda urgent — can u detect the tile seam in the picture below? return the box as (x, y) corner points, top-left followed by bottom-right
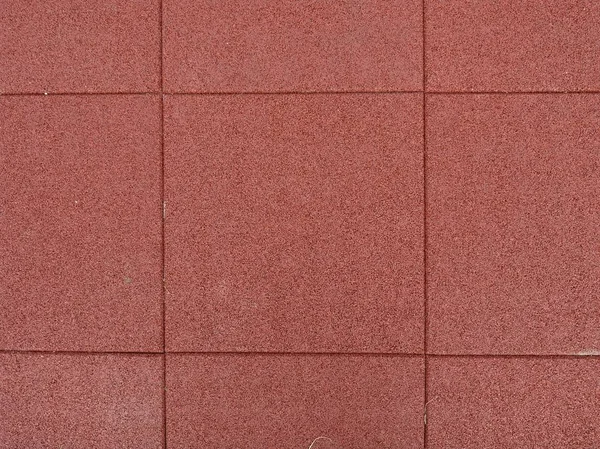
(4, 91), (600, 97)
(423, 0), (429, 447)
(0, 92), (159, 96)
(2, 349), (597, 358)
(162, 351), (425, 357)
(159, 0), (167, 448)
(163, 90), (423, 95)
(424, 90), (600, 95)
(163, 90), (600, 95)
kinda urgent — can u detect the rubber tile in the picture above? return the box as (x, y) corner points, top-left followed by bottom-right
(427, 94), (600, 355)
(0, 0), (160, 94)
(0, 353), (163, 448)
(166, 354), (424, 449)
(164, 94), (423, 352)
(428, 357), (600, 449)
(163, 0), (422, 93)
(425, 0), (600, 92)
(0, 95), (162, 352)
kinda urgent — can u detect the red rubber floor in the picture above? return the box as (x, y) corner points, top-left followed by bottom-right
(1, 1), (598, 448)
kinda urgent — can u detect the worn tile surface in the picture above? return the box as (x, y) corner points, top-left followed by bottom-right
(425, 0), (600, 92)
(0, 353), (163, 448)
(166, 354), (424, 449)
(427, 94), (600, 355)
(0, 95), (162, 352)
(163, 0), (422, 93)
(428, 357), (600, 449)
(164, 94), (423, 352)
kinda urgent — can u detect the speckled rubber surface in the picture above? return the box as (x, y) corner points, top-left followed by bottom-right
(1, 1), (599, 448)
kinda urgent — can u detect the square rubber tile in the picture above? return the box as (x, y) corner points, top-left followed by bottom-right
(0, 0), (160, 94)
(0, 353), (163, 448)
(0, 95), (162, 352)
(425, 0), (600, 92)
(428, 357), (600, 449)
(166, 354), (424, 449)
(427, 94), (600, 355)
(163, 0), (422, 93)
(164, 94), (423, 353)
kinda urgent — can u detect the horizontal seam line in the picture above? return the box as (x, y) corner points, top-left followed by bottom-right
(0, 92), (160, 96)
(2, 350), (598, 358)
(3, 91), (600, 97)
(426, 91), (600, 95)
